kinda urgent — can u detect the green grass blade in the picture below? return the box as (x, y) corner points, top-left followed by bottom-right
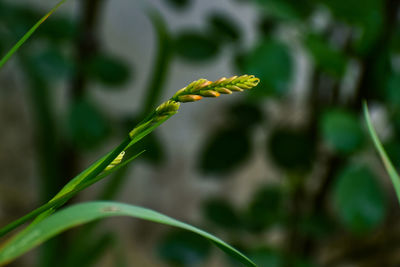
(0, 201), (257, 267)
(52, 137), (131, 200)
(0, 109), (171, 237)
(0, 151), (144, 237)
(0, 0), (66, 69)
(85, 150), (146, 184)
(363, 102), (400, 205)
(53, 114), (172, 201)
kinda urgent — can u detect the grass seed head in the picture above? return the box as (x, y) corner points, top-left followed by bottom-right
(171, 75), (260, 103)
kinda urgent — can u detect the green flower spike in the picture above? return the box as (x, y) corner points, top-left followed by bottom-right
(171, 75), (260, 102)
(129, 75), (259, 139)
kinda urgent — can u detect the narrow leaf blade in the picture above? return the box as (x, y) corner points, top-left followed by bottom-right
(363, 102), (400, 205)
(0, 0), (66, 68)
(0, 201), (256, 267)
(0, 151), (143, 238)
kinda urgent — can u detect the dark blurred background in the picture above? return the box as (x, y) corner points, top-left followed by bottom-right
(1, 0), (400, 266)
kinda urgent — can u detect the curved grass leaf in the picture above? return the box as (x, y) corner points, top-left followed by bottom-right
(0, 201), (257, 267)
(363, 102), (400, 205)
(0, 0), (66, 68)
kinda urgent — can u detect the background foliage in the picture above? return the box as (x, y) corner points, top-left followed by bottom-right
(1, 0), (400, 266)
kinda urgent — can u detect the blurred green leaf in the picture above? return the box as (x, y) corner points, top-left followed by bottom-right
(174, 31), (219, 62)
(320, 109), (364, 154)
(363, 50), (392, 100)
(142, 10), (173, 114)
(323, 0), (382, 24)
(384, 140), (400, 170)
(207, 13), (241, 43)
(158, 230), (212, 266)
(37, 16), (76, 42)
(0, 202), (256, 267)
(86, 53), (131, 87)
(332, 164), (386, 233)
(305, 34), (348, 77)
(248, 247), (283, 267)
(203, 198), (241, 229)
(228, 102), (264, 128)
(244, 185), (284, 232)
(164, 0), (191, 9)
(392, 110), (400, 137)
(254, 0), (313, 20)
(385, 73), (400, 108)
(0, 4), (41, 36)
(298, 214), (334, 239)
(241, 39), (292, 97)
(322, 0), (383, 55)
(68, 98), (110, 149)
(29, 46), (72, 80)
(199, 127), (251, 175)
(392, 28), (400, 52)
(353, 21), (383, 56)
(268, 128), (315, 171)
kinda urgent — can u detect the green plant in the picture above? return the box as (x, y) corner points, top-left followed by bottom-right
(364, 102), (400, 204)
(0, 2), (260, 266)
(6, 0), (400, 266)
(0, 74), (259, 265)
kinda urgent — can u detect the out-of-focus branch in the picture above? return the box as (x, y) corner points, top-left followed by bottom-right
(353, 0), (399, 109)
(41, 1), (106, 266)
(70, 0), (103, 99)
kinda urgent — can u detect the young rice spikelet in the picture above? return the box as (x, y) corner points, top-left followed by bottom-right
(130, 75), (260, 138)
(105, 151), (125, 171)
(171, 75), (260, 102)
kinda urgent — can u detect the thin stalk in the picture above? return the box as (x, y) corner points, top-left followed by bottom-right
(0, 0), (66, 68)
(364, 102), (400, 205)
(0, 137), (128, 237)
(0, 111), (173, 237)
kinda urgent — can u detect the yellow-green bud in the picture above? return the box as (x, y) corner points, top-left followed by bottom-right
(105, 151), (125, 171)
(187, 79), (208, 92)
(200, 90), (220, 97)
(236, 83), (252, 89)
(224, 75), (238, 83)
(178, 95), (203, 102)
(156, 100), (180, 116)
(214, 77), (226, 84)
(216, 88), (233, 94)
(226, 85), (244, 92)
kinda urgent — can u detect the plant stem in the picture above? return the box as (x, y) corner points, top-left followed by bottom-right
(0, 137), (130, 238)
(353, 0), (399, 109)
